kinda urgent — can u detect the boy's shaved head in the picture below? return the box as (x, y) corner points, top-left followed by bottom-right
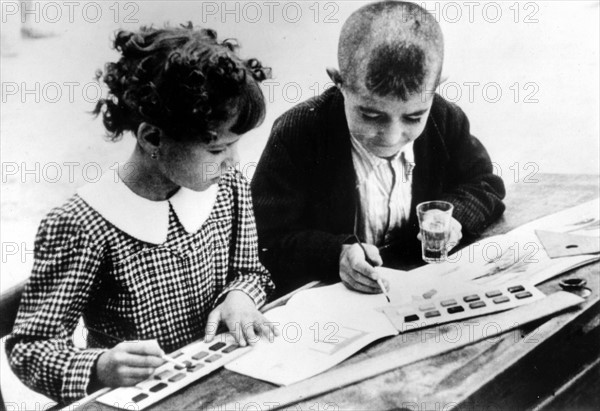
(338, 1), (443, 100)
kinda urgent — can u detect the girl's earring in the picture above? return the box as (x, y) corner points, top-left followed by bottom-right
(151, 151), (158, 160)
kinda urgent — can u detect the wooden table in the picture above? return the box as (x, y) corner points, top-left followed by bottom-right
(78, 173), (600, 411)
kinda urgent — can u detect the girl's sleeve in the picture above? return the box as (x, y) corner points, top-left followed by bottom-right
(5, 206), (107, 404)
(217, 172), (275, 308)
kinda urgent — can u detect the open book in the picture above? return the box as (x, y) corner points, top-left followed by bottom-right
(225, 272), (478, 385)
(226, 199), (599, 386)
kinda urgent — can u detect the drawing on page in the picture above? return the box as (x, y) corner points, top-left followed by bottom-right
(310, 327), (369, 355)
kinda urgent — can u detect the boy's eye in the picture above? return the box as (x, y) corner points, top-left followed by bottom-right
(208, 149), (225, 155)
(405, 116), (422, 124)
(361, 112), (383, 121)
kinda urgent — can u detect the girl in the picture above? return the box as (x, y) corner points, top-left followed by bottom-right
(6, 23), (276, 404)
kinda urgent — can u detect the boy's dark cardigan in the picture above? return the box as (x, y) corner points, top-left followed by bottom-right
(252, 87), (506, 296)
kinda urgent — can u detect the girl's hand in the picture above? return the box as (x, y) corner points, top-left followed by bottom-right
(204, 290), (279, 346)
(95, 340), (165, 387)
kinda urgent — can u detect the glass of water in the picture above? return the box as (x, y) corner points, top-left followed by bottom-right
(417, 201), (454, 263)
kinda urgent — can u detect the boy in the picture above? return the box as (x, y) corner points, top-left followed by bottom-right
(252, 1), (506, 296)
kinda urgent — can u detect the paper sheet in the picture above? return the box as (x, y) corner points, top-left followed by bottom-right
(225, 295), (396, 386)
(225, 273), (477, 386)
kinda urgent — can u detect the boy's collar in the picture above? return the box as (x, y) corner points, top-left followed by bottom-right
(350, 133), (415, 168)
(77, 173), (219, 244)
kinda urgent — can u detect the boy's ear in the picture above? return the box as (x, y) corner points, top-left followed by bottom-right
(326, 67), (343, 87)
(136, 122), (162, 153)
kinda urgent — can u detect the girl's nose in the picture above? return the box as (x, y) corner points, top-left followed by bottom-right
(222, 145), (240, 170)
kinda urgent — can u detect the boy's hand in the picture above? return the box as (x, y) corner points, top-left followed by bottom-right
(95, 340), (165, 388)
(417, 217), (463, 250)
(447, 218), (463, 248)
(204, 290), (279, 347)
(339, 243), (385, 293)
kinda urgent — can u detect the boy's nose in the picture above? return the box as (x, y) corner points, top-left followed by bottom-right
(382, 119), (405, 145)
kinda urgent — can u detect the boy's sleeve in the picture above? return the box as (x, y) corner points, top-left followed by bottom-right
(251, 113), (350, 291)
(217, 172), (275, 307)
(439, 103), (506, 237)
(5, 209), (107, 404)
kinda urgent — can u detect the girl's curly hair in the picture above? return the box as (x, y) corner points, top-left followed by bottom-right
(93, 23), (271, 142)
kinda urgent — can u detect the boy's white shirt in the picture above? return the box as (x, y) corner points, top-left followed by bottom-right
(77, 172), (219, 244)
(350, 136), (415, 246)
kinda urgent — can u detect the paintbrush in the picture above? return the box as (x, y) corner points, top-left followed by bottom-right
(351, 234), (392, 304)
(86, 326), (187, 368)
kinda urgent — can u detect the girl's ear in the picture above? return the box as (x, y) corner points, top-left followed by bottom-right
(136, 122), (162, 154)
(326, 67), (344, 88)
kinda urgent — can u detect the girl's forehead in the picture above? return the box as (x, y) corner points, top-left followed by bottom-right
(205, 130), (241, 146)
(196, 113), (240, 145)
(211, 112), (239, 133)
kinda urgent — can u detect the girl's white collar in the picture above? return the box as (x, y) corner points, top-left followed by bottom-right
(77, 173), (219, 244)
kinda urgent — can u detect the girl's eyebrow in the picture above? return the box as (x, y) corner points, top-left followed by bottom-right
(207, 137), (241, 148)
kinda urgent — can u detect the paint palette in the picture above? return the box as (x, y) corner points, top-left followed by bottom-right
(381, 284), (546, 332)
(96, 333), (250, 410)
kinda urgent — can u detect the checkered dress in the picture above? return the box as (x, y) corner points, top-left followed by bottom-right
(5, 171), (274, 403)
